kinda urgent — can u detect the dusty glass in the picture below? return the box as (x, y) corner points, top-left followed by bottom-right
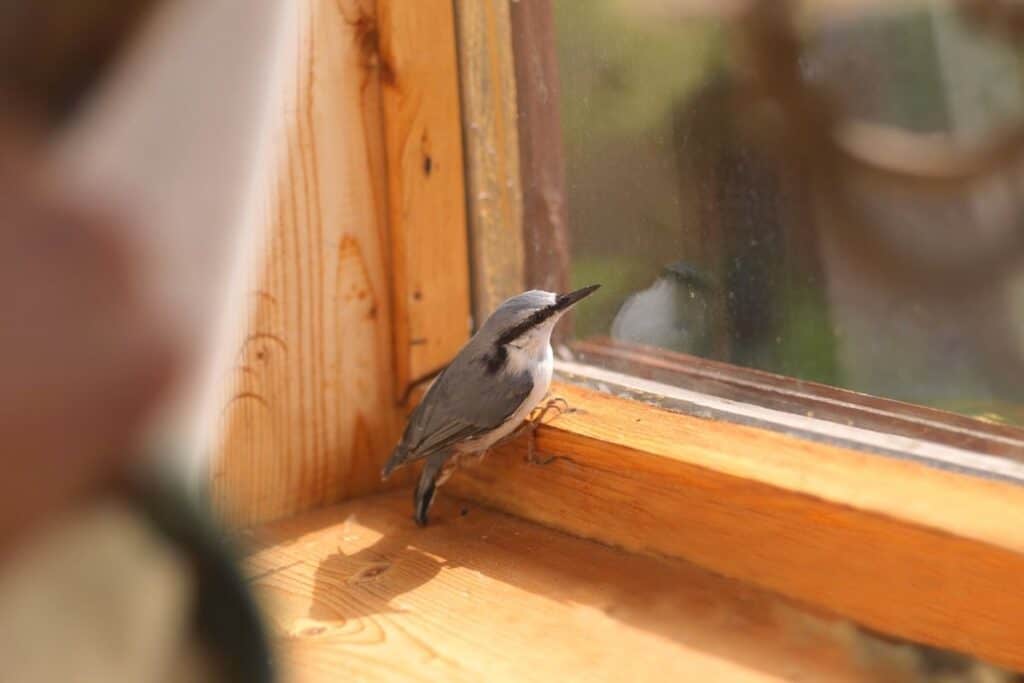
(555, 0), (1024, 425)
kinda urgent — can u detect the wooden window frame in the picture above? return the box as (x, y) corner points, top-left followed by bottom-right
(212, 0), (1024, 673)
(452, 0), (1024, 671)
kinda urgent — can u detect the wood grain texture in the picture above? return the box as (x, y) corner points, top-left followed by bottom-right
(378, 0), (471, 393)
(211, 0), (412, 527)
(245, 490), (900, 683)
(454, 0), (526, 325)
(447, 382), (1024, 671)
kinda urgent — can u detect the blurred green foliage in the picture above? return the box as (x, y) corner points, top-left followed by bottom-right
(553, 0), (1024, 424)
(773, 286), (843, 386)
(570, 255), (650, 339)
(554, 0), (725, 153)
(555, 1), (726, 345)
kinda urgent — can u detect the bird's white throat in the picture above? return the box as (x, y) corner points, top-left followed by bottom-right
(504, 318), (556, 421)
(504, 317), (558, 377)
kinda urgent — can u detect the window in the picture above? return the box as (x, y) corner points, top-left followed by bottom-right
(529, 0), (1024, 456)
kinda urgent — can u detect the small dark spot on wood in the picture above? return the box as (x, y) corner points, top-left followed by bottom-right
(348, 561), (391, 584)
(254, 289), (278, 306)
(256, 350), (266, 361)
(412, 290), (423, 301)
(423, 154), (432, 175)
(367, 304), (377, 320)
(379, 60), (396, 88)
(460, 507), (469, 517)
(361, 564), (388, 579)
(410, 337), (428, 346)
(345, 6), (396, 88)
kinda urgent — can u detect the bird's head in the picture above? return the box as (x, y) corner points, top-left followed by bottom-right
(475, 285), (600, 368)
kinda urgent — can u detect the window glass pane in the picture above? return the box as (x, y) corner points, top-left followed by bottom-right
(555, 0), (1024, 426)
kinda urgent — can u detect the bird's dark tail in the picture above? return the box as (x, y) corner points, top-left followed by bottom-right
(413, 456), (445, 527)
(381, 445), (407, 480)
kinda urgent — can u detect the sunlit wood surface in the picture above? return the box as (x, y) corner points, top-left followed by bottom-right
(449, 382), (1024, 672)
(246, 490), (885, 682)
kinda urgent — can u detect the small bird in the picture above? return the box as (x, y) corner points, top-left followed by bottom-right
(381, 285), (600, 526)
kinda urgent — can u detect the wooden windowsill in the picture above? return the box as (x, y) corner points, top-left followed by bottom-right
(444, 381), (1024, 671)
(572, 337), (1024, 461)
(243, 489), (952, 682)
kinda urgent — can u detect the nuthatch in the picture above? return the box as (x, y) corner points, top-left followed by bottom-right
(381, 285), (600, 526)
(611, 261), (713, 355)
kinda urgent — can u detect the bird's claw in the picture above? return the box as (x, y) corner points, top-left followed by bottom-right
(529, 396), (574, 424)
(528, 449), (558, 466)
(524, 397), (574, 465)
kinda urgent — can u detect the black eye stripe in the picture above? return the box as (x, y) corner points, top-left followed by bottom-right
(495, 304), (559, 346)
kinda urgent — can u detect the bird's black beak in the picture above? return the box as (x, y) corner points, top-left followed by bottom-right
(555, 284), (600, 311)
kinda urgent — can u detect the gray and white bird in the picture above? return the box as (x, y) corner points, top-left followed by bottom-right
(381, 284), (600, 526)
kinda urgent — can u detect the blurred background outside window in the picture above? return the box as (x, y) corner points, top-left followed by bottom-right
(556, 0), (1024, 426)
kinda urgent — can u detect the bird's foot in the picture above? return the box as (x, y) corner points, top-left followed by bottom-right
(435, 461), (458, 487)
(529, 396), (572, 424)
(528, 423), (552, 466)
(525, 397), (574, 465)
(527, 436), (557, 466)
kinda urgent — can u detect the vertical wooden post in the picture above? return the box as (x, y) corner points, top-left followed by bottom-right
(509, 0), (571, 300)
(212, 0), (472, 527)
(378, 0), (471, 394)
(508, 0), (574, 344)
(454, 0), (526, 325)
(212, 0), (400, 527)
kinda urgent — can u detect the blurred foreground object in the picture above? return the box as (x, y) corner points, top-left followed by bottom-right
(0, 129), (175, 553)
(0, 1), (161, 125)
(55, 0), (298, 481)
(0, 479), (272, 682)
(0, 0), (295, 680)
(0, 140), (275, 677)
(0, 501), (197, 682)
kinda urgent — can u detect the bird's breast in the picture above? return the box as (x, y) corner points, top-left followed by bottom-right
(499, 343), (554, 433)
(457, 343), (553, 453)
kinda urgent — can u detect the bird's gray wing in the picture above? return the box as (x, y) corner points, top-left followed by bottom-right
(392, 358), (534, 467)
